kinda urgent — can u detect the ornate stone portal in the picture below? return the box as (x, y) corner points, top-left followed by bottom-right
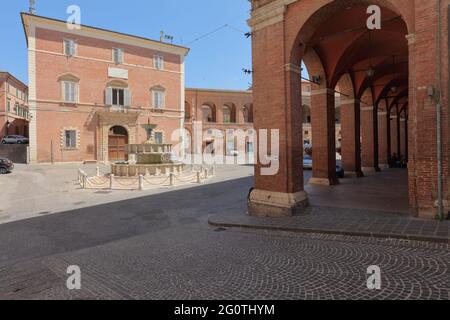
(111, 142), (184, 177)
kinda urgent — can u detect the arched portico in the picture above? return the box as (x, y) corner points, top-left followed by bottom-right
(248, 0), (449, 218)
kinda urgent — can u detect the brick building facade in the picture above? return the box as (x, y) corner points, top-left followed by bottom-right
(184, 88), (254, 156)
(0, 72), (29, 140)
(22, 13), (189, 163)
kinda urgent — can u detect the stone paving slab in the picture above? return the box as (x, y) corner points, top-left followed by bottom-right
(209, 206), (450, 244)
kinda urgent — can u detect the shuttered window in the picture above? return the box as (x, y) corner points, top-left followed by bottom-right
(153, 90), (165, 109)
(106, 87), (131, 108)
(154, 55), (164, 70)
(64, 39), (76, 57)
(113, 48), (124, 64)
(62, 81), (78, 103)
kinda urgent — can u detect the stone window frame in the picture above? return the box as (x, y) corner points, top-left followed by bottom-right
(61, 127), (81, 150)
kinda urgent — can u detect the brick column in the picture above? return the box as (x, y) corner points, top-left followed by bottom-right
(400, 118), (406, 157)
(340, 99), (363, 177)
(248, 21), (308, 217)
(309, 88), (339, 185)
(361, 106), (379, 172)
(390, 115), (398, 159)
(377, 111), (389, 169)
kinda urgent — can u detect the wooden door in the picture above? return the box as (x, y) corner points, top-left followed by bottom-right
(108, 135), (128, 162)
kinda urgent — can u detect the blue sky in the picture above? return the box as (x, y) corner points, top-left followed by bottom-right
(0, 0), (253, 90)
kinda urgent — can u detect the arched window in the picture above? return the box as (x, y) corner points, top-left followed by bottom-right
(243, 106), (249, 123)
(202, 104), (216, 123)
(223, 106), (231, 124)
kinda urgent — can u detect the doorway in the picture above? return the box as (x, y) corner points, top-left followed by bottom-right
(108, 126), (128, 162)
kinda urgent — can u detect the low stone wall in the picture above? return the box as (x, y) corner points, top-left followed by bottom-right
(0, 145), (28, 163)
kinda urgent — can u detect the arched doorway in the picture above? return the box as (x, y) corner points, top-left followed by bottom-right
(108, 126), (129, 162)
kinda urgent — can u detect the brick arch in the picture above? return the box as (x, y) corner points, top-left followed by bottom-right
(288, 0), (413, 66)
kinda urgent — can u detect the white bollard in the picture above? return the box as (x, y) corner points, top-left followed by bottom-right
(204, 168), (208, 179)
(197, 171), (201, 184)
(96, 166), (100, 177)
(82, 173), (88, 189)
(169, 173), (174, 186)
(212, 166), (216, 176)
(110, 174), (115, 189)
(139, 175), (144, 191)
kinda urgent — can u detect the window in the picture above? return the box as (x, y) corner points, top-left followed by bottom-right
(153, 90), (165, 109)
(62, 81), (78, 103)
(113, 48), (124, 64)
(154, 132), (163, 144)
(64, 39), (76, 57)
(64, 130), (77, 149)
(154, 55), (164, 70)
(223, 107), (231, 124)
(112, 88), (125, 106)
(6, 99), (10, 112)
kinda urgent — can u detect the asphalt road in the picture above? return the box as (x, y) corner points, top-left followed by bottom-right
(0, 174), (448, 300)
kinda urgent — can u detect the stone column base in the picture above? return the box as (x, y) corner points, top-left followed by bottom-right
(308, 177), (340, 186)
(346, 171), (365, 178)
(379, 164), (389, 170)
(362, 167), (377, 173)
(248, 189), (309, 217)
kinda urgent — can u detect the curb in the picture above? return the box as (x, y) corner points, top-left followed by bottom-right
(208, 219), (450, 245)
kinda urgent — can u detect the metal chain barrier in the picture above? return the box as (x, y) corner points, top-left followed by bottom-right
(77, 165), (215, 190)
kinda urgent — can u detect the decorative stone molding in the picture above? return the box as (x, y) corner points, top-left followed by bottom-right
(284, 63), (302, 75)
(340, 99), (359, 105)
(361, 106), (375, 111)
(378, 112), (388, 116)
(60, 127), (80, 150)
(406, 34), (416, 46)
(248, 0), (297, 31)
(310, 88), (335, 96)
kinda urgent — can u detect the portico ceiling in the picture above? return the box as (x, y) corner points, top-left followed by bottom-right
(305, 4), (409, 108)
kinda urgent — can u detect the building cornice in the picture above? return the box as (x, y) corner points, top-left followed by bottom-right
(248, 0), (297, 31)
(21, 13), (190, 57)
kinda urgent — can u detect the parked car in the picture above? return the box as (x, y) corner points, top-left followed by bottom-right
(336, 160), (345, 179)
(0, 158), (14, 174)
(303, 155), (345, 178)
(1, 135), (29, 144)
(303, 155), (313, 170)
(229, 150), (239, 157)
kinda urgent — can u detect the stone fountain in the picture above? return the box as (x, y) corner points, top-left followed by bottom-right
(111, 140), (184, 177)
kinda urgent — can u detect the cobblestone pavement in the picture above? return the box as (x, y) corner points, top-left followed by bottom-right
(209, 206), (450, 244)
(0, 176), (448, 300)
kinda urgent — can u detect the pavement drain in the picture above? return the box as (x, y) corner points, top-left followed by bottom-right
(38, 211), (51, 215)
(73, 202), (86, 206)
(95, 191), (112, 194)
